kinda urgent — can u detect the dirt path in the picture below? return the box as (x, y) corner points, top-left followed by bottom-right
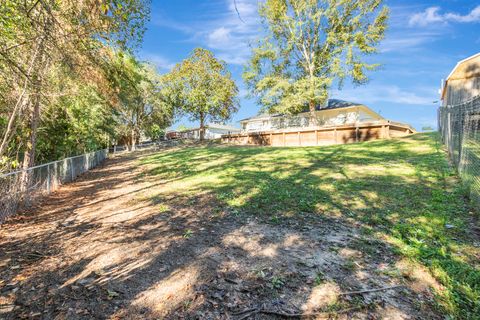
(0, 150), (441, 319)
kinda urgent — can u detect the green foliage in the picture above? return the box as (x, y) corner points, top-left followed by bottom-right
(36, 84), (115, 162)
(270, 276), (285, 289)
(108, 52), (174, 147)
(177, 124), (192, 132)
(0, 0), (151, 171)
(163, 48), (239, 139)
(244, 0), (389, 115)
(183, 229), (193, 239)
(144, 124), (165, 141)
(422, 126), (434, 131)
(141, 133), (479, 318)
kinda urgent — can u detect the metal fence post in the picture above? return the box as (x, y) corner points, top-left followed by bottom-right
(439, 96), (480, 206)
(47, 163), (51, 194)
(1, 147), (110, 220)
(70, 157), (74, 181)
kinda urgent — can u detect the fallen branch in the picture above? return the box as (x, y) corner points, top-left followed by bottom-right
(237, 310), (257, 320)
(232, 308), (257, 316)
(225, 277), (240, 285)
(234, 306), (363, 319)
(339, 285), (404, 296)
(260, 306), (363, 318)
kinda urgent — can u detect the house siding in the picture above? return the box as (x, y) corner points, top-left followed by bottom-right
(443, 77), (480, 106)
(442, 54), (480, 106)
(177, 126), (241, 140)
(241, 107), (382, 133)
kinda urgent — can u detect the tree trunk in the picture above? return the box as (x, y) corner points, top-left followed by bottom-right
(0, 33), (43, 159)
(0, 93), (28, 158)
(19, 96), (40, 193)
(309, 99), (317, 127)
(199, 112), (205, 141)
(131, 128), (136, 151)
(19, 47), (47, 194)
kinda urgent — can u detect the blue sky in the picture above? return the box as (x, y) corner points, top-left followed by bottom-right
(139, 0), (480, 131)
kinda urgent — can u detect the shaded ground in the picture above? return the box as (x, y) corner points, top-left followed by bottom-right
(0, 133), (479, 319)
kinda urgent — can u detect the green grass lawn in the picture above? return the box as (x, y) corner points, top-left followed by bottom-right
(141, 132), (480, 319)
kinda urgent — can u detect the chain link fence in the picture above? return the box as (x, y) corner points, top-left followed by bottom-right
(110, 141), (158, 154)
(439, 95), (480, 205)
(0, 149), (108, 221)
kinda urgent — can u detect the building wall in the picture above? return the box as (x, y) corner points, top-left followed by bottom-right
(223, 122), (414, 147)
(178, 127), (241, 140)
(242, 107), (381, 133)
(443, 77), (480, 106)
(205, 128), (240, 139)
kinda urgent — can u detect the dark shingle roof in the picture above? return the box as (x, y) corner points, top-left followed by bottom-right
(240, 99), (360, 122)
(320, 99), (359, 110)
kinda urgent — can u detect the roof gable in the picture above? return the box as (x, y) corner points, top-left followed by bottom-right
(240, 99), (376, 123)
(446, 53), (480, 81)
(208, 123), (241, 131)
(442, 53), (480, 99)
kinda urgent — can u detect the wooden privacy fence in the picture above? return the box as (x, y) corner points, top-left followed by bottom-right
(221, 121), (415, 147)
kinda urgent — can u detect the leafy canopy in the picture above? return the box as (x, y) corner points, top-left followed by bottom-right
(243, 0), (389, 115)
(107, 51), (174, 146)
(164, 48), (239, 133)
(0, 0), (151, 169)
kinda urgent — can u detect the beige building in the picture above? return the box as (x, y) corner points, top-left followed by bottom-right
(225, 99), (415, 147)
(441, 53), (480, 106)
(240, 99), (384, 133)
(174, 123), (241, 140)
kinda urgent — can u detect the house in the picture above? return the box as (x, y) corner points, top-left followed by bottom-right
(174, 123), (241, 140)
(223, 99), (415, 147)
(240, 99), (385, 132)
(441, 53), (480, 106)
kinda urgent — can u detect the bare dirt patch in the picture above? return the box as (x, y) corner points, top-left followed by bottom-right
(1, 150), (442, 319)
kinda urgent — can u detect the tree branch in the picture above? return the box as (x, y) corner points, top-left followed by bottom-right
(233, 0), (245, 23)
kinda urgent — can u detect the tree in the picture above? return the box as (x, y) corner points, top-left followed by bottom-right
(0, 0), (150, 181)
(109, 52), (173, 150)
(177, 124), (191, 132)
(243, 0), (389, 121)
(164, 48), (239, 141)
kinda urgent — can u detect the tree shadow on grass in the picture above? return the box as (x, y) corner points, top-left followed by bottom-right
(0, 133), (478, 319)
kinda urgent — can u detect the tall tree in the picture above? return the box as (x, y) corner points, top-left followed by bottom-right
(164, 48), (239, 140)
(0, 0), (150, 179)
(110, 52), (174, 150)
(243, 0), (388, 121)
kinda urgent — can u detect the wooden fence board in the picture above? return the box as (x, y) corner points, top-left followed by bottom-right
(222, 121), (415, 147)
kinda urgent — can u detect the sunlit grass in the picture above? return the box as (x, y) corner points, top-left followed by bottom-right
(140, 133), (479, 319)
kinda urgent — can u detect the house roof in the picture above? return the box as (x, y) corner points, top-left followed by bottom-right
(176, 123), (241, 133)
(207, 123), (241, 131)
(239, 99), (366, 123)
(441, 52), (480, 99)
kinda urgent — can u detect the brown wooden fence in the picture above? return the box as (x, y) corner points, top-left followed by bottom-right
(221, 121), (415, 147)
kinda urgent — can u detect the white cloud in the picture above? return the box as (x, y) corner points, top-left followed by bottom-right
(142, 54), (176, 71)
(409, 5), (480, 27)
(380, 34), (437, 52)
(445, 6), (480, 23)
(151, 0), (261, 65)
(332, 85), (437, 106)
(208, 27), (232, 48)
(228, 0), (257, 17)
(200, 0), (261, 65)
